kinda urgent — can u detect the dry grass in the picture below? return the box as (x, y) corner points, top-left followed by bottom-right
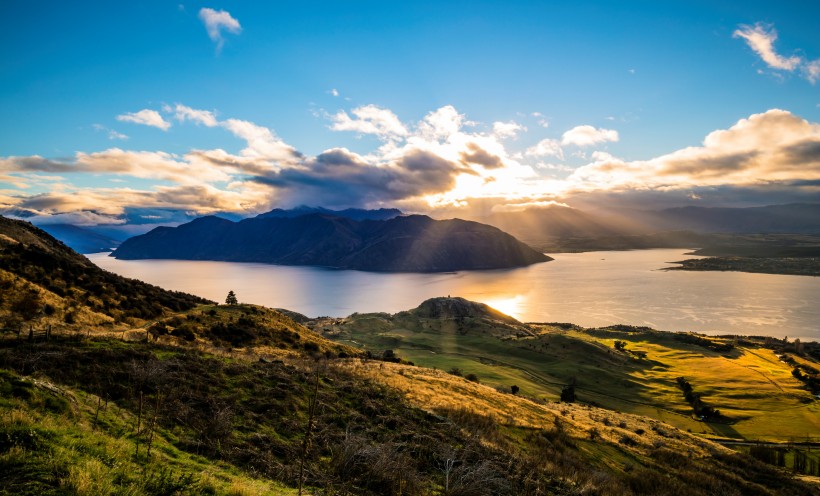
(335, 359), (729, 462)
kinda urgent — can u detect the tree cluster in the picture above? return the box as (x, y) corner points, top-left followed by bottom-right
(676, 377), (721, 420)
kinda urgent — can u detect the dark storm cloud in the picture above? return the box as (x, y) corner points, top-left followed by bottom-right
(459, 143), (504, 169)
(251, 148), (470, 207)
(659, 151), (760, 178)
(783, 139), (820, 163)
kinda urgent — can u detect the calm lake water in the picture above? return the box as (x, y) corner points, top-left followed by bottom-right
(88, 249), (820, 341)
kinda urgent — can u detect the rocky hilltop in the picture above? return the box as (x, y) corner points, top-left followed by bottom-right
(112, 213), (551, 272)
(411, 296), (521, 323)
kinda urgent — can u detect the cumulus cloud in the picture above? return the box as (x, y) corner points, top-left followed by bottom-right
(172, 104), (218, 127)
(1, 148), (231, 186)
(331, 105), (408, 140)
(199, 7), (241, 53)
(460, 143), (504, 169)
(561, 125), (619, 147)
(251, 147), (469, 207)
(734, 23), (818, 84)
(525, 138), (563, 159)
(492, 121), (527, 139)
(116, 109), (171, 131)
(569, 109), (820, 192)
(417, 106), (465, 140)
(220, 119), (302, 163)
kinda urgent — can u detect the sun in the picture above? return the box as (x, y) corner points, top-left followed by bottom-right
(481, 295), (525, 320)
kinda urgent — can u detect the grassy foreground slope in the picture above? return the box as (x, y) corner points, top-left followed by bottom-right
(310, 298), (820, 442)
(3, 331), (817, 495)
(1, 217), (817, 494)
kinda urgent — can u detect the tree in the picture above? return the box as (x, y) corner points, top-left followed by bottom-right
(12, 289), (43, 323)
(510, 385), (520, 395)
(225, 290), (238, 306)
(560, 385), (575, 403)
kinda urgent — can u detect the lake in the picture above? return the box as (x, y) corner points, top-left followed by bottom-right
(88, 249), (820, 341)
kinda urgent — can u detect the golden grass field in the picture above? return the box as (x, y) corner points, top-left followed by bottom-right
(315, 310), (820, 443)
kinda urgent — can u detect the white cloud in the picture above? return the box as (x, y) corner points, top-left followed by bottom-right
(417, 106), (464, 140)
(93, 124), (129, 140)
(220, 119), (300, 162)
(116, 109), (171, 131)
(173, 104), (218, 127)
(804, 59), (820, 84)
(525, 138), (563, 159)
(5, 103), (820, 223)
(733, 23), (801, 71)
(492, 121), (527, 139)
(331, 105), (408, 140)
(28, 211), (127, 226)
(330, 88), (340, 97)
(734, 23), (818, 84)
(561, 125), (619, 147)
(199, 7), (242, 53)
(569, 109), (820, 191)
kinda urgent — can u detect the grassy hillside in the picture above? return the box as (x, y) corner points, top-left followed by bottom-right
(0, 217), (209, 334)
(310, 298), (820, 443)
(3, 331), (817, 495)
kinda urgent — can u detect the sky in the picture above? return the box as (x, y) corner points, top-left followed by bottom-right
(1, 1), (819, 227)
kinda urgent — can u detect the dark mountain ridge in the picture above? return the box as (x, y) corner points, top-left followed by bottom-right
(112, 213), (551, 272)
(37, 223), (121, 254)
(641, 202), (820, 234)
(256, 205), (403, 221)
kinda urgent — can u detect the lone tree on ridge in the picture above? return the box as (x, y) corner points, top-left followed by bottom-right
(225, 290), (238, 306)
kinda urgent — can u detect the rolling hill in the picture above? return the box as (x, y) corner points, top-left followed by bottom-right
(309, 297), (820, 443)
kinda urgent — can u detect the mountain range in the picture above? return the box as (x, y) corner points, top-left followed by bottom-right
(112, 213), (550, 272)
(17, 202), (820, 260)
(478, 203), (820, 251)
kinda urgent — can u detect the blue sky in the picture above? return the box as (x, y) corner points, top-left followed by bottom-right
(1, 1), (819, 225)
